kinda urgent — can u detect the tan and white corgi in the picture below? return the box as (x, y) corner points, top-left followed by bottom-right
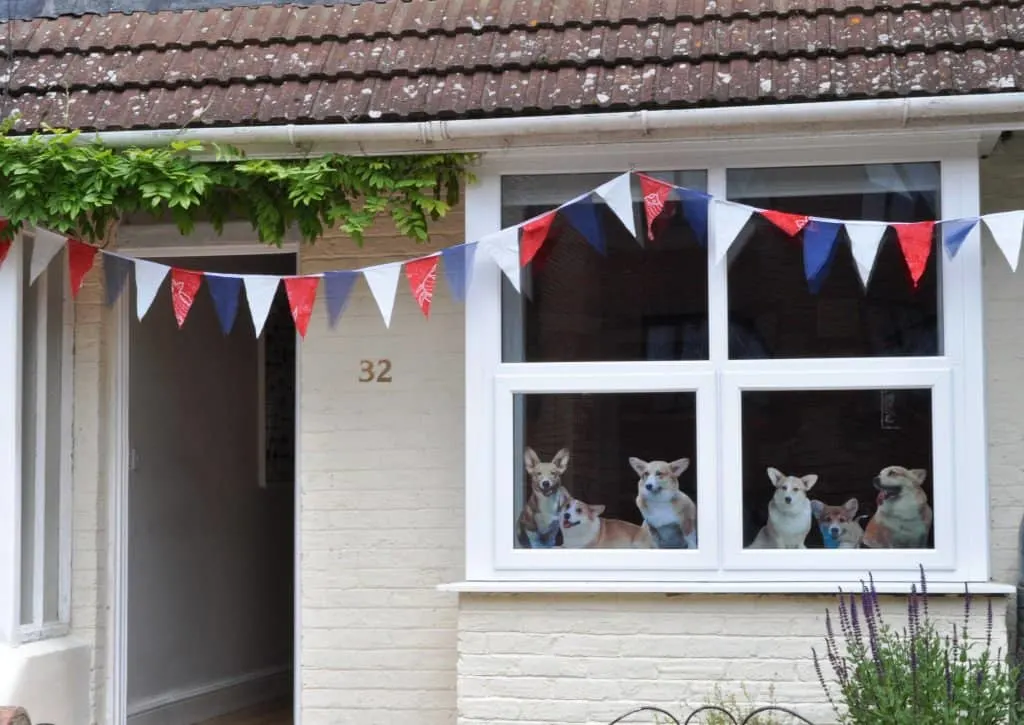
(862, 466), (932, 549)
(811, 498), (864, 549)
(515, 447), (572, 548)
(631, 457), (697, 549)
(748, 467), (817, 549)
(559, 498), (652, 549)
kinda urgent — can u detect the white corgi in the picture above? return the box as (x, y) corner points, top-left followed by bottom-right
(559, 498), (652, 549)
(631, 457), (697, 549)
(748, 467), (817, 549)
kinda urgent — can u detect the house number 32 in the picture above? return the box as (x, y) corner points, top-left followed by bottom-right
(359, 359), (393, 383)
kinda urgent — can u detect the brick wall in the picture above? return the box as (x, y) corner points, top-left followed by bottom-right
(297, 209), (466, 725)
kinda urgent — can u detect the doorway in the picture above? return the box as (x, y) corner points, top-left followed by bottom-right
(122, 251), (297, 725)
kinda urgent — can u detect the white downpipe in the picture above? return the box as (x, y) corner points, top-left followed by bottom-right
(80, 93), (1024, 154)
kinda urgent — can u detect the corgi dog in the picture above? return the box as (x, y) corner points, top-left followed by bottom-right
(748, 467), (817, 549)
(862, 466), (932, 549)
(559, 498), (652, 549)
(516, 447), (572, 548)
(631, 457), (697, 549)
(811, 498), (864, 549)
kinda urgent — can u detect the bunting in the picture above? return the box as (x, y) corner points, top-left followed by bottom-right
(170, 268), (202, 328)
(638, 174), (673, 242)
(405, 254), (440, 318)
(68, 239), (98, 299)
(284, 276), (320, 338)
(9, 170), (1024, 343)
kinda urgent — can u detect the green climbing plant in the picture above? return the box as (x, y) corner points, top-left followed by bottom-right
(0, 119), (475, 246)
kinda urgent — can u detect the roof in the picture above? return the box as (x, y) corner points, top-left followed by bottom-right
(2, 0), (1024, 133)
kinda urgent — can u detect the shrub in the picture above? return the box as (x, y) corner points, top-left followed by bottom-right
(813, 566), (1024, 724)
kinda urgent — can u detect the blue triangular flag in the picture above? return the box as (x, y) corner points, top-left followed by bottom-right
(560, 196), (605, 254)
(442, 243), (477, 302)
(942, 217), (978, 259)
(102, 253), (133, 307)
(324, 270), (358, 328)
(679, 189), (711, 246)
(803, 219), (843, 294)
(205, 274), (243, 335)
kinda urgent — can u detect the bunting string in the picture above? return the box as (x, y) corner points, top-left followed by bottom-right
(0, 171), (1013, 338)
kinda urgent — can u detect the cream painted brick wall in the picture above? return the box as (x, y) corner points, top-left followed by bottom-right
(457, 594), (1007, 725)
(298, 211), (465, 725)
(70, 267), (111, 725)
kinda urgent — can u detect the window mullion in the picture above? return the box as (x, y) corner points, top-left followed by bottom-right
(32, 273), (47, 629)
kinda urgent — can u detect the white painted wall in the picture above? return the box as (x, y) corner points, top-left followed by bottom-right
(126, 254), (294, 722)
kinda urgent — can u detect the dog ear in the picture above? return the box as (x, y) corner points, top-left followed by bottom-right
(629, 457), (648, 476)
(524, 447), (540, 472)
(766, 467), (785, 487)
(801, 474), (819, 490)
(669, 458), (690, 478)
(909, 468), (928, 485)
(591, 504), (606, 517)
(552, 448), (571, 474)
(843, 498), (859, 518)
(810, 500), (824, 518)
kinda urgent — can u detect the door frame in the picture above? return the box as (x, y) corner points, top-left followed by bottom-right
(107, 239), (302, 725)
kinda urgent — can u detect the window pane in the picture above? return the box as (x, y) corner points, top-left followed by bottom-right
(43, 261), (65, 623)
(741, 389), (934, 550)
(726, 163), (940, 359)
(514, 392), (699, 549)
(19, 241), (38, 626)
(501, 171), (709, 363)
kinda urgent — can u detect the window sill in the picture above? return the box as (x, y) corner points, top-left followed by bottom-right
(438, 580), (1016, 595)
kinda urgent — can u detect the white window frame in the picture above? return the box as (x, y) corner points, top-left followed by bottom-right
(461, 135), (990, 592)
(4, 231), (74, 642)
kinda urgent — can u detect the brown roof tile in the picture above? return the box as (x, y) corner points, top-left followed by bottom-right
(3, 0), (1024, 132)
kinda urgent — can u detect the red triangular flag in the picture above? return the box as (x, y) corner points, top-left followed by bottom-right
(68, 239), (98, 299)
(283, 275), (320, 338)
(0, 241), (10, 271)
(760, 209), (810, 237)
(405, 255), (440, 318)
(894, 221), (936, 288)
(520, 212), (555, 267)
(169, 268), (203, 328)
(638, 173), (674, 241)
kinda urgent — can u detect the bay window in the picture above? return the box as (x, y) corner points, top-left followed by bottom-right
(462, 143), (987, 589)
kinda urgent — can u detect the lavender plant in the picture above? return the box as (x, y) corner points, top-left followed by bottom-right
(813, 566), (1023, 724)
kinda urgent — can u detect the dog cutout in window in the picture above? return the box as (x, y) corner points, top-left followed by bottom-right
(861, 466), (933, 549)
(559, 497), (652, 549)
(811, 498), (865, 549)
(515, 447), (572, 549)
(748, 468), (817, 549)
(630, 457), (697, 549)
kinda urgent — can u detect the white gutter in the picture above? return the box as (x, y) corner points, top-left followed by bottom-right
(81, 93), (1024, 156)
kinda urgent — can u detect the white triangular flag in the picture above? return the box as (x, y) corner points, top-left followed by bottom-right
(134, 259), (170, 320)
(845, 221), (888, 287)
(713, 201), (754, 264)
(363, 262), (402, 328)
(30, 228), (67, 283)
(595, 172), (636, 240)
(480, 226), (523, 293)
(243, 275), (281, 338)
(983, 211), (1024, 272)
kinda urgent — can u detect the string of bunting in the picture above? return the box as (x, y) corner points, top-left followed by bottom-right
(0, 171), (1018, 338)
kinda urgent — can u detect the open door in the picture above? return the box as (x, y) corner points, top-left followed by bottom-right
(124, 253), (296, 725)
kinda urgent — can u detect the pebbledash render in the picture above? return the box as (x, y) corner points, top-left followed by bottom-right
(43, 130), (1024, 725)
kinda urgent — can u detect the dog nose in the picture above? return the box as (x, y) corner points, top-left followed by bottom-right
(563, 512), (570, 520)
(645, 482), (655, 491)
(830, 527), (841, 537)
(784, 496), (792, 504)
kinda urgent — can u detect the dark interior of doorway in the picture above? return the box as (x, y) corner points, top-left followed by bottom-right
(127, 252), (296, 725)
